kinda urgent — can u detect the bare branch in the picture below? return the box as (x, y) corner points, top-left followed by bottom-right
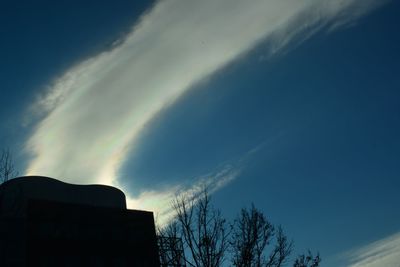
(293, 251), (321, 267)
(172, 187), (229, 267)
(0, 148), (18, 184)
(230, 204), (292, 267)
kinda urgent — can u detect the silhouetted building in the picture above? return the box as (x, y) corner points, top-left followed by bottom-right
(0, 176), (160, 266)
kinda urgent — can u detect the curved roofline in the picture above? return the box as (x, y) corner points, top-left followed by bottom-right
(0, 176), (125, 196)
(0, 176), (127, 216)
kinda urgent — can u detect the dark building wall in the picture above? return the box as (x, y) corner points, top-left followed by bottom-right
(27, 199), (160, 267)
(0, 177), (160, 267)
(0, 218), (27, 266)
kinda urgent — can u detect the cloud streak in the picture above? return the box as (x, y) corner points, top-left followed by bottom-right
(126, 163), (241, 226)
(345, 232), (400, 267)
(25, 0), (386, 211)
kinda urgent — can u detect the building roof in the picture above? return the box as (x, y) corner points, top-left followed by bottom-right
(0, 176), (126, 218)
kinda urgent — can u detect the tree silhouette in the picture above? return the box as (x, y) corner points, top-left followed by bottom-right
(230, 204), (292, 267)
(159, 189), (321, 267)
(157, 221), (186, 266)
(172, 188), (230, 267)
(293, 251), (321, 267)
(0, 148), (18, 184)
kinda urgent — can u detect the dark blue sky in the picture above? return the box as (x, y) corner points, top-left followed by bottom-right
(1, 1), (399, 266)
(119, 4), (400, 264)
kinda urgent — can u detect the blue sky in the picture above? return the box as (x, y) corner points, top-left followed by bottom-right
(1, 0), (399, 266)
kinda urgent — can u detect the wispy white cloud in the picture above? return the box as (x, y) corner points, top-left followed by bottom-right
(24, 0), (387, 212)
(125, 162), (241, 226)
(345, 232), (400, 267)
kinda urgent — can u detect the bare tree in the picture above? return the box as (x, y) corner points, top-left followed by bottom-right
(230, 204), (293, 267)
(293, 251), (321, 267)
(172, 188), (230, 267)
(157, 221), (187, 266)
(0, 148), (18, 184)
(265, 226), (292, 267)
(161, 192), (320, 267)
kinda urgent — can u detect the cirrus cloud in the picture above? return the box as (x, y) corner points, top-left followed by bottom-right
(24, 0), (387, 213)
(345, 232), (400, 267)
